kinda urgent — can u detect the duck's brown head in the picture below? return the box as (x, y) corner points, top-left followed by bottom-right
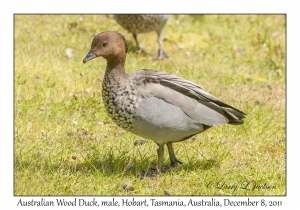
(83, 31), (128, 66)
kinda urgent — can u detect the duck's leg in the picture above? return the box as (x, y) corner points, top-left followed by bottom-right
(157, 144), (165, 174)
(154, 30), (168, 60)
(139, 144), (165, 179)
(140, 144), (168, 178)
(132, 33), (140, 50)
(167, 142), (183, 167)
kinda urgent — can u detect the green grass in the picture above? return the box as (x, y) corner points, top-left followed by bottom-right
(14, 14), (286, 196)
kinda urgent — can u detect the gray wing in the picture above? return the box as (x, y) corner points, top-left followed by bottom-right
(131, 70), (246, 126)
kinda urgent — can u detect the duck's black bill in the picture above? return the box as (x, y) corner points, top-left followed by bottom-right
(83, 49), (96, 63)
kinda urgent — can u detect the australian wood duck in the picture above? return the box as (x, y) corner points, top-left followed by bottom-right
(113, 14), (169, 59)
(83, 31), (246, 174)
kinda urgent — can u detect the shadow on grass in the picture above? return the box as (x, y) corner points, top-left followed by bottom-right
(192, 159), (219, 170)
(15, 153), (221, 179)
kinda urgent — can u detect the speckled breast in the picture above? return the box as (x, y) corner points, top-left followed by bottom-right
(102, 77), (140, 133)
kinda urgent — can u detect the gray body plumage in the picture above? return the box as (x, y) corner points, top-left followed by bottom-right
(134, 96), (204, 145)
(102, 69), (245, 146)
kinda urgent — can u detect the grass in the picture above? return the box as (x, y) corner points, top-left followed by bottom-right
(14, 14), (286, 196)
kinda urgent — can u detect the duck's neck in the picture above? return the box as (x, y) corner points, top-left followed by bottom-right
(104, 59), (128, 83)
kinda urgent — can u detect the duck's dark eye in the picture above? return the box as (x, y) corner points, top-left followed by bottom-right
(103, 41), (107, 47)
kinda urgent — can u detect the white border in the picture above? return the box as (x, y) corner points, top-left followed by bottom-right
(2, 0), (298, 209)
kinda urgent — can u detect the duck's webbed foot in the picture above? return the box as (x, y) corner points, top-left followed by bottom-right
(140, 143), (183, 178)
(154, 48), (168, 60)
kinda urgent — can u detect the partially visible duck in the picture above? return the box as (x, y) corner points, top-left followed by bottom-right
(113, 14), (169, 59)
(83, 31), (246, 174)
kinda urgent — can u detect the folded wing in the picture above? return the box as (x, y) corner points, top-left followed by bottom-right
(134, 70), (246, 126)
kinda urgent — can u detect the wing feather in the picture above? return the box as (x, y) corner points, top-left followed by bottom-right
(132, 70), (246, 126)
